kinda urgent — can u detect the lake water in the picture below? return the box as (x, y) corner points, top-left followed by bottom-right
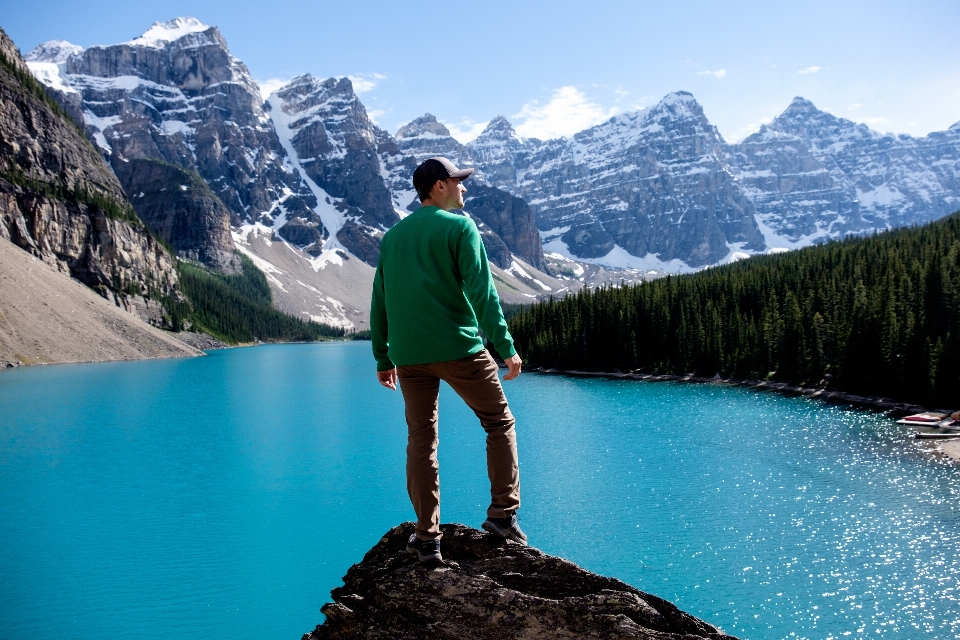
(1, 342), (958, 639)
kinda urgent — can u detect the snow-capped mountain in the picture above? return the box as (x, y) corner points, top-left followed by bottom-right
(26, 18), (307, 224)
(393, 113), (478, 172)
(727, 98), (960, 248)
(465, 94), (960, 270)
(467, 92), (765, 269)
(269, 75), (399, 265)
(26, 17), (959, 324)
(25, 18), (568, 328)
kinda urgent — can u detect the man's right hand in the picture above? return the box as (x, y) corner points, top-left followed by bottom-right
(378, 368), (397, 390)
(503, 354), (522, 381)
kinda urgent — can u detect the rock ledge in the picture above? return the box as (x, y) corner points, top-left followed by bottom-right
(304, 523), (737, 639)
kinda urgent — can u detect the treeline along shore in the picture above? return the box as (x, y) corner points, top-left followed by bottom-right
(508, 211), (960, 407)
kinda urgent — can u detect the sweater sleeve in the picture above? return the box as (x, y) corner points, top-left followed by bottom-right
(457, 220), (517, 359)
(370, 252), (395, 371)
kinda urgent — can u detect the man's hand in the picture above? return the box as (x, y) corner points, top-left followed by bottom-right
(378, 368), (397, 390)
(503, 354), (522, 381)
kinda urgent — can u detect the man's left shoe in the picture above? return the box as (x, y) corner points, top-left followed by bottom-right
(482, 513), (528, 545)
(406, 533), (443, 563)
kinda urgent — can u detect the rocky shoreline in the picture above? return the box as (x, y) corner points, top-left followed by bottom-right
(305, 523), (737, 639)
(527, 366), (960, 463)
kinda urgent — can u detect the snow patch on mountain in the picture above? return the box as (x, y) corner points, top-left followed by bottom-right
(24, 40), (83, 63)
(265, 92), (348, 269)
(125, 17), (211, 48)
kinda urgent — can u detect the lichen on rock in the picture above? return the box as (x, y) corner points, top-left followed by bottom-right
(304, 523), (737, 640)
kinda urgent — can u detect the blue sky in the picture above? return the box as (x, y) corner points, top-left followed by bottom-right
(4, 0), (958, 142)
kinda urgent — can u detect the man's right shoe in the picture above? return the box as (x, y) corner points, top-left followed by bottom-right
(406, 533), (442, 563)
(482, 513), (528, 545)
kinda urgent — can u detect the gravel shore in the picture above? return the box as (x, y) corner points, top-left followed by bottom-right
(0, 238), (201, 367)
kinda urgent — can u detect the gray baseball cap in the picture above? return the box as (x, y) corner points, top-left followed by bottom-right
(413, 157), (475, 199)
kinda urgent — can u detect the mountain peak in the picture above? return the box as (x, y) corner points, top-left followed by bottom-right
(783, 96), (821, 115)
(949, 121), (960, 131)
(125, 17), (212, 48)
(25, 40), (83, 63)
(395, 113), (451, 139)
(483, 116), (515, 134)
(646, 91), (704, 122)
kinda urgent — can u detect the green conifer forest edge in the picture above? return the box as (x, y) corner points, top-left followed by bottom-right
(508, 211), (960, 406)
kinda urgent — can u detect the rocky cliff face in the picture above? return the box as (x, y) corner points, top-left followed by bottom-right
(1, 27), (178, 318)
(468, 93), (766, 268)
(466, 95), (960, 269)
(305, 523), (737, 640)
(464, 183), (545, 270)
(269, 75), (399, 265)
(112, 158), (239, 271)
(727, 97), (960, 246)
(394, 113), (477, 170)
(25, 18), (315, 231)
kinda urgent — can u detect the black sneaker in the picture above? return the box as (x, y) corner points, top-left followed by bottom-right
(406, 533), (442, 563)
(482, 514), (528, 545)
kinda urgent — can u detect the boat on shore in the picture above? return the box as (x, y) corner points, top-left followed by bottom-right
(896, 412), (949, 425)
(914, 432), (960, 440)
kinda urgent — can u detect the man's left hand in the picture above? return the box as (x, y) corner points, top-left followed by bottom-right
(378, 368), (397, 390)
(503, 354), (522, 381)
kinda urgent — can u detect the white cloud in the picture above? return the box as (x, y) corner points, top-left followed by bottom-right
(848, 103), (863, 110)
(862, 116), (887, 124)
(447, 120), (489, 144)
(798, 66), (821, 75)
(726, 117), (773, 143)
(697, 69), (726, 79)
(513, 86), (618, 140)
(256, 78), (291, 100)
(348, 75), (378, 94)
(367, 109), (385, 124)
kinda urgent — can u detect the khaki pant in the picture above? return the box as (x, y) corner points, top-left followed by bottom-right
(397, 349), (520, 541)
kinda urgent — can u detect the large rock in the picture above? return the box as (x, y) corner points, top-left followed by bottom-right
(465, 183), (545, 270)
(305, 523), (737, 640)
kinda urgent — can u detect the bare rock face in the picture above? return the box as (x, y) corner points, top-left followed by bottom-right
(112, 158), (239, 272)
(393, 113), (477, 170)
(465, 184), (545, 270)
(305, 523), (737, 640)
(727, 97), (960, 242)
(270, 75), (400, 265)
(28, 18), (313, 229)
(0, 27), (178, 308)
(466, 93), (765, 268)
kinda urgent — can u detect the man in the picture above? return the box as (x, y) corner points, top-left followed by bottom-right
(371, 156), (526, 564)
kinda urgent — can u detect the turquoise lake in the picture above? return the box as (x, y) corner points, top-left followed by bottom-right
(1, 341), (959, 639)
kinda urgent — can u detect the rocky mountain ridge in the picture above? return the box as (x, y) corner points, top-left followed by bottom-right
(464, 95), (960, 270)
(25, 19), (567, 329)
(24, 17), (960, 327)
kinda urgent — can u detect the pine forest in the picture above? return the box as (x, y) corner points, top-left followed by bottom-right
(508, 211), (960, 406)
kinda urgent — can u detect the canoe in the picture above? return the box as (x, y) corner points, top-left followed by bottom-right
(914, 432), (960, 440)
(899, 413), (948, 423)
(897, 418), (952, 426)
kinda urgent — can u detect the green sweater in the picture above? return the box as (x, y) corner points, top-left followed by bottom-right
(370, 206), (516, 371)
